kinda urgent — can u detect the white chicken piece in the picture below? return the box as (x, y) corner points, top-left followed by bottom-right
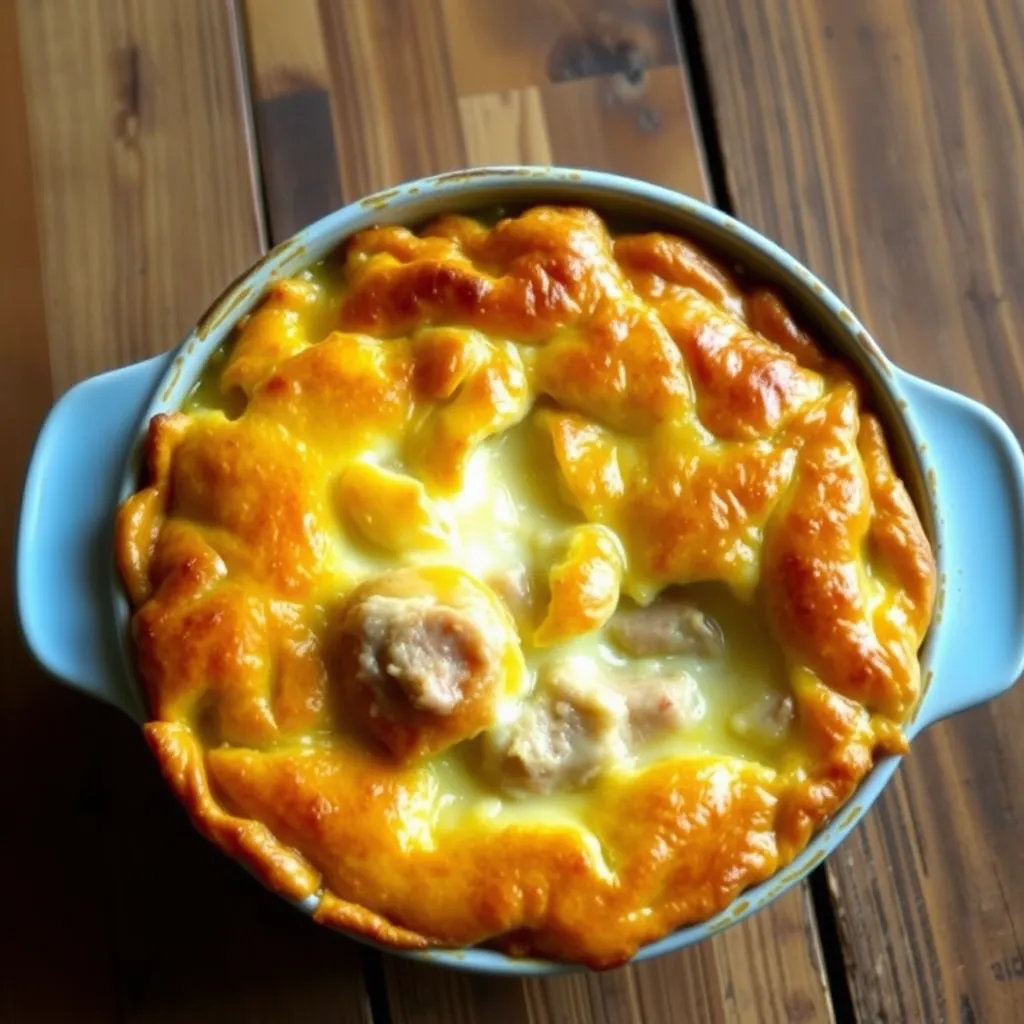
(485, 564), (538, 632)
(606, 598), (720, 659)
(728, 691), (795, 746)
(353, 594), (489, 716)
(331, 565), (523, 763)
(485, 655), (705, 796)
(607, 595), (722, 659)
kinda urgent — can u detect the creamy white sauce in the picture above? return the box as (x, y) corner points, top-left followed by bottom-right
(315, 419), (793, 834)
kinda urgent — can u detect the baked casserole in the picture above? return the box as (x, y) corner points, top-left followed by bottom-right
(116, 205), (936, 968)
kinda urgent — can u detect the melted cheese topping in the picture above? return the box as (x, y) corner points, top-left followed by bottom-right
(116, 207), (936, 968)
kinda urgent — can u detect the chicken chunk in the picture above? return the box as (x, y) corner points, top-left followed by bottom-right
(485, 564), (539, 631)
(620, 670), (706, 740)
(607, 596), (722, 659)
(728, 692), (795, 747)
(485, 659), (629, 796)
(330, 566), (524, 762)
(352, 595), (483, 715)
(485, 656), (704, 796)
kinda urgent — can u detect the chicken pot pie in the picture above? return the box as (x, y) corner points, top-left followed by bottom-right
(116, 206), (936, 968)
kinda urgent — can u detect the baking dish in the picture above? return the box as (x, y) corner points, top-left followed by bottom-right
(16, 167), (1024, 974)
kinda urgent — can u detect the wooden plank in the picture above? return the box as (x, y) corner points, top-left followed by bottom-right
(440, 0), (682, 96)
(245, 0), (341, 239)
(319, 0), (469, 202)
(244, 0), (705, 211)
(376, 888), (831, 1024)
(0, 3), (116, 1017)
(694, 0), (1024, 1020)
(539, 66), (707, 194)
(11, 1), (371, 1021)
(241, 2), (835, 1022)
(18, 0), (267, 391)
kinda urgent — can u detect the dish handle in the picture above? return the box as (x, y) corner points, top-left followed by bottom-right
(902, 372), (1024, 735)
(16, 354), (172, 722)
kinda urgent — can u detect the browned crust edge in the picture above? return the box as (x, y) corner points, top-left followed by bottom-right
(145, 721), (434, 950)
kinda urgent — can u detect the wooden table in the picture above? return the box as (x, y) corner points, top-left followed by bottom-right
(2, 1), (1022, 1021)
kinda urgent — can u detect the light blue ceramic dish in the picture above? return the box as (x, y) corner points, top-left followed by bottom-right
(17, 168), (1024, 975)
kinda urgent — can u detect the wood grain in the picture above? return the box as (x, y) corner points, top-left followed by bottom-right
(240, 2), (833, 1022)
(9, 1), (371, 1020)
(440, 0), (682, 95)
(320, 0), (469, 202)
(0, 4), (112, 1017)
(694, 0), (1024, 1020)
(540, 66), (707, 194)
(245, 0), (340, 241)
(244, 0), (707, 214)
(456, 68), (706, 195)
(376, 888), (831, 1024)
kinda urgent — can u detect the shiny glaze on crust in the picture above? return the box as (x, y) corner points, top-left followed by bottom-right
(116, 206), (935, 968)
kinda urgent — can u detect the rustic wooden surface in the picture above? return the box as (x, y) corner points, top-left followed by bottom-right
(694, 1), (1024, 1022)
(2, 0), (1019, 1020)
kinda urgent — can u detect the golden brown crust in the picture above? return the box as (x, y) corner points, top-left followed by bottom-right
(145, 722), (320, 900)
(168, 415), (335, 598)
(623, 434), (797, 594)
(203, 742), (779, 968)
(409, 340), (529, 491)
(654, 290), (823, 440)
(614, 232), (741, 311)
(246, 332), (413, 450)
(858, 414), (937, 619)
(340, 207), (619, 343)
(115, 413), (190, 606)
(745, 288), (833, 374)
(116, 206), (936, 967)
(221, 278), (324, 396)
(764, 388), (934, 720)
(533, 524), (623, 647)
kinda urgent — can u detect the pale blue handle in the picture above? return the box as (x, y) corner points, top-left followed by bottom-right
(16, 354), (172, 721)
(904, 371), (1024, 734)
